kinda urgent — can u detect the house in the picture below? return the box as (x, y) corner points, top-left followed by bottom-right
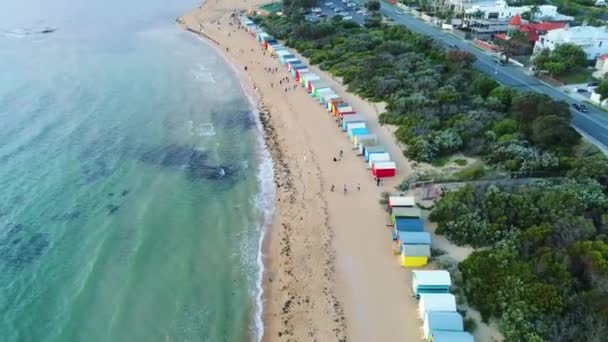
(534, 26), (608, 60)
(594, 54), (608, 77)
(461, 0), (573, 22)
(411, 270), (452, 298)
(495, 14), (567, 43)
(590, 90), (608, 107)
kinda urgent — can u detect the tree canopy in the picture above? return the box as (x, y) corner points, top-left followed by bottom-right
(533, 43), (587, 76)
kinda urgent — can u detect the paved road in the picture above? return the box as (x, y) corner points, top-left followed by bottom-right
(343, 0), (608, 153)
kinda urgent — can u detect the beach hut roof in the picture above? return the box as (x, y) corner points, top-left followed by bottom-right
(413, 270), (452, 287)
(373, 161), (396, 170)
(303, 73), (319, 80)
(389, 196), (415, 207)
(337, 106), (354, 113)
(428, 331), (474, 342)
(355, 134), (377, 142)
(391, 207), (421, 218)
(402, 244), (431, 257)
(317, 88), (334, 95)
(419, 294), (457, 314)
(292, 64), (308, 69)
(424, 311), (464, 333)
(277, 50), (292, 56)
(346, 122), (366, 131)
(364, 145), (385, 153)
(395, 218), (424, 232)
(399, 231), (431, 245)
(342, 114), (365, 122)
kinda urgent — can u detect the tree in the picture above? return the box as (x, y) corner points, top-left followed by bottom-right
(552, 43), (587, 70)
(365, 0), (381, 12)
(472, 76), (499, 98)
(446, 50), (476, 67)
(596, 79), (608, 102)
(531, 115), (580, 148)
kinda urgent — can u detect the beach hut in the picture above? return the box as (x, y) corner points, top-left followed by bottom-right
(411, 270), (452, 298)
(327, 98), (344, 113)
(341, 114), (365, 131)
(367, 152), (391, 169)
(399, 231), (431, 245)
(394, 218), (424, 233)
(322, 92), (340, 107)
(265, 39), (279, 49)
(401, 244), (431, 267)
(390, 207), (421, 224)
(276, 50), (291, 59)
(315, 88), (334, 103)
(286, 59), (302, 71)
(308, 80), (329, 95)
(363, 145), (385, 161)
(389, 196), (415, 209)
(358, 140), (378, 155)
(353, 134), (377, 151)
(294, 68), (309, 81)
(428, 331), (474, 342)
(291, 64), (308, 77)
(257, 31), (269, 43)
(346, 122), (366, 138)
(372, 162), (396, 178)
(418, 294), (457, 318)
(423, 312), (464, 341)
(281, 56), (297, 66)
(336, 106), (355, 118)
(312, 84), (331, 98)
(349, 126), (369, 142)
(301, 73), (320, 88)
(268, 43), (284, 54)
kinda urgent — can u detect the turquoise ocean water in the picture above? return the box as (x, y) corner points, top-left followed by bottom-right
(0, 1), (273, 341)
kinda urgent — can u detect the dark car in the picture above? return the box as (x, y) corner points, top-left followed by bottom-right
(572, 103), (581, 111)
(588, 81), (599, 87)
(580, 104), (590, 113)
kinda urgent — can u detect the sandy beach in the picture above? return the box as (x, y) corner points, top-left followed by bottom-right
(179, 2), (424, 341)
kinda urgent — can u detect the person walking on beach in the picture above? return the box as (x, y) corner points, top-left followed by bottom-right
(376, 177), (381, 187)
(357, 183), (361, 191)
(339, 150), (343, 159)
(343, 184), (348, 195)
(330, 184), (335, 192)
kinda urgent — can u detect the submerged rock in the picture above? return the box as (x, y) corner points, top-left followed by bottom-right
(0, 224), (49, 269)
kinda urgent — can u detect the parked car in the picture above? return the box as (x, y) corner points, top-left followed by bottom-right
(334, 7), (343, 13)
(580, 104), (590, 113)
(588, 81), (599, 87)
(342, 15), (353, 20)
(395, 10), (404, 14)
(347, 2), (357, 8)
(341, 0), (349, 3)
(574, 87), (587, 93)
(325, 1), (333, 6)
(339, 11), (349, 16)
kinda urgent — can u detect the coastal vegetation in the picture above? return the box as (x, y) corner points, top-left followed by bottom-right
(259, 13), (584, 177)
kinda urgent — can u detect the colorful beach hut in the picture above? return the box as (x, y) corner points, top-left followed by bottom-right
(309, 80), (329, 95)
(399, 231), (431, 245)
(327, 98), (344, 113)
(286, 59), (302, 71)
(411, 270), (451, 298)
(312, 84), (331, 98)
(418, 293), (457, 319)
(315, 88), (335, 103)
(276, 50), (292, 60)
(423, 312), (464, 341)
(291, 64), (308, 77)
(372, 161), (397, 178)
(353, 134), (377, 151)
(257, 32), (269, 43)
(268, 44), (284, 54)
(281, 56), (297, 67)
(391, 207), (421, 224)
(301, 73), (320, 88)
(428, 331), (474, 342)
(265, 39), (278, 49)
(346, 122), (366, 138)
(358, 140), (379, 155)
(401, 244), (431, 267)
(336, 106), (355, 117)
(389, 196), (415, 209)
(294, 68), (309, 81)
(341, 114), (365, 131)
(394, 217), (424, 233)
(367, 152), (390, 169)
(322, 92), (340, 107)
(364, 145), (385, 161)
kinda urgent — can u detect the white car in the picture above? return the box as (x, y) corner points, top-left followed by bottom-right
(325, 1), (333, 5)
(342, 15), (353, 21)
(347, 2), (356, 7)
(395, 10), (404, 15)
(341, 0), (349, 3)
(339, 11), (349, 16)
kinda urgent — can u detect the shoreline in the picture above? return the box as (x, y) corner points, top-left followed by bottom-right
(178, 2), (425, 341)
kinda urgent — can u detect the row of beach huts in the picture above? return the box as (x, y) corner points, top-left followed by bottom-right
(238, 15), (474, 342)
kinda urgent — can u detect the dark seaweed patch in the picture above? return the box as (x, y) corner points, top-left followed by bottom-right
(108, 192), (115, 197)
(138, 144), (239, 182)
(82, 159), (114, 183)
(121, 190), (129, 197)
(211, 108), (255, 132)
(50, 211), (81, 222)
(106, 204), (120, 215)
(0, 225), (49, 269)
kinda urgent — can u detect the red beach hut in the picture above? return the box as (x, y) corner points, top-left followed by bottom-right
(372, 161), (397, 178)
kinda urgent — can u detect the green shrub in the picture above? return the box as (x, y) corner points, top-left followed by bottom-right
(454, 159), (468, 166)
(464, 317), (478, 333)
(454, 162), (486, 181)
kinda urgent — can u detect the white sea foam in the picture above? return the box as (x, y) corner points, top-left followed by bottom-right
(197, 123), (216, 137)
(191, 63), (217, 84)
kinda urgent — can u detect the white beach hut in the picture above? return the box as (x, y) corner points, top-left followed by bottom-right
(418, 294), (457, 319)
(389, 196), (416, 208)
(411, 270), (452, 298)
(367, 152), (391, 169)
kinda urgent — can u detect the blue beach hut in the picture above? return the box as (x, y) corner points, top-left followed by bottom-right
(411, 270), (452, 299)
(423, 312), (464, 341)
(364, 145), (385, 161)
(428, 331), (474, 342)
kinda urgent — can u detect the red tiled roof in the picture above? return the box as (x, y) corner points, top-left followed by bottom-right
(522, 22), (566, 32)
(599, 54), (608, 60)
(509, 14), (522, 26)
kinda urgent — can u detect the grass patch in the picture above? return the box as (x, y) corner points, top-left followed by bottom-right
(556, 67), (593, 85)
(583, 100), (608, 113)
(454, 162), (486, 181)
(431, 156), (450, 167)
(454, 158), (468, 166)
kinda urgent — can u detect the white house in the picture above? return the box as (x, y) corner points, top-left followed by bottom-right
(534, 26), (608, 60)
(454, 0), (573, 21)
